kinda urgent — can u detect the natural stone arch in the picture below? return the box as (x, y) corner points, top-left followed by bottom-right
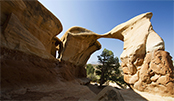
(59, 12), (173, 97)
(59, 26), (102, 67)
(51, 37), (63, 58)
(59, 12), (164, 69)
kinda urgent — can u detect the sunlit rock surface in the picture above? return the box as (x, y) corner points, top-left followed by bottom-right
(1, 0), (62, 59)
(105, 12), (173, 97)
(61, 12), (173, 97)
(59, 26), (102, 67)
(1, 0), (173, 100)
(1, 0), (94, 100)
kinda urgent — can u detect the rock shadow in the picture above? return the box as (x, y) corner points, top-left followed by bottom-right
(86, 83), (148, 101)
(86, 84), (106, 94)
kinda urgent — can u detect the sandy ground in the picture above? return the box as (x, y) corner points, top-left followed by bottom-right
(88, 82), (147, 101)
(2, 81), (173, 101)
(88, 82), (174, 101)
(133, 89), (174, 101)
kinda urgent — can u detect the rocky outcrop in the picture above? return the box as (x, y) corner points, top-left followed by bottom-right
(59, 26), (101, 67)
(105, 12), (164, 75)
(104, 12), (173, 97)
(51, 37), (62, 58)
(1, 0), (173, 99)
(61, 12), (173, 97)
(1, 47), (59, 93)
(0, 0), (82, 100)
(1, 0), (62, 59)
(133, 50), (174, 96)
(93, 86), (124, 101)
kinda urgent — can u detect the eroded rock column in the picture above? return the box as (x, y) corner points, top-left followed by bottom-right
(59, 26), (102, 77)
(105, 12), (173, 97)
(54, 12), (174, 97)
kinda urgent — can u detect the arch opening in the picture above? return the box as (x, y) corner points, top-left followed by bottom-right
(87, 38), (124, 65)
(85, 38), (127, 88)
(51, 37), (63, 59)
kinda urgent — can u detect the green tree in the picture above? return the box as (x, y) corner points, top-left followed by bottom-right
(95, 48), (122, 87)
(86, 64), (98, 82)
(86, 64), (95, 75)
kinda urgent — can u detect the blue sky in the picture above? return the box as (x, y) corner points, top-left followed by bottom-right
(39, 0), (174, 64)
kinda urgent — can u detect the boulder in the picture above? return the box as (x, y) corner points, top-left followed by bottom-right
(93, 86), (124, 101)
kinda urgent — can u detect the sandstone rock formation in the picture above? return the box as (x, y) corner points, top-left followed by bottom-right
(133, 50), (174, 96)
(1, 0), (63, 97)
(104, 12), (173, 97)
(1, 0), (62, 59)
(1, 0), (173, 100)
(60, 12), (173, 97)
(1, 0), (94, 100)
(105, 12), (164, 75)
(93, 86), (124, 101)
(59, 26), (102, 67)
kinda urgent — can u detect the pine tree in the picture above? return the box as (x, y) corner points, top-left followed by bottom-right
(86, 64), (95, 75)
(95, 48), (121, 87)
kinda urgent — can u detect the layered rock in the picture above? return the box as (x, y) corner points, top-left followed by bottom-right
(1, 1), (96, 100)
(104, 12), (173, 97)
(60, 12), (173, 97)
(1, 0), (62, 59)
(1, 0), (74, 100)
(105, 12), (164, 75)
(1, 47), (59, 93)
(1, 0), (173, 99)
(59, 26), (102, 67)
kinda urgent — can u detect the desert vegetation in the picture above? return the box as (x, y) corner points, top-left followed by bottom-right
(86, 48), (127, 88)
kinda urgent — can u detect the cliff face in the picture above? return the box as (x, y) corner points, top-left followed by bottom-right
(1, 0), (174, 100)
(1, 1), (90, 100)
(1, 47), (59, 91)
(1, 0), (62, 59)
